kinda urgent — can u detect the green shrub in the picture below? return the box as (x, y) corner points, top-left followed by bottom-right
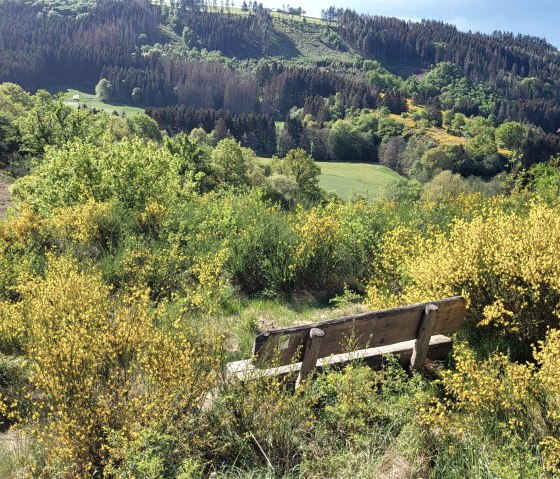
(209, 358), (427, 476)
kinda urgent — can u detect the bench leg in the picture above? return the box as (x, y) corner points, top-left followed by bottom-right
(295, 327), (325, 389)
(411, 304), (438, 370)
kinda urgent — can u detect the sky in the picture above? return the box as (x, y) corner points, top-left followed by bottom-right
(266, 0), (560, 48)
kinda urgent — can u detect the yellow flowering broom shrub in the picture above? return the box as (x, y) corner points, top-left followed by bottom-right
(534, 328), (560, 474)
(364, 197), (560, 474)
(0, 255), (221, 477)
(367, 200), (560, 342)
(0, 206), (49, 302)
(293, 200), (383, 294)
(0, 199), (130, 302)
(420, 342), (538, 438)
(48, 198), (115, 245)
(422, 328), (560, 476)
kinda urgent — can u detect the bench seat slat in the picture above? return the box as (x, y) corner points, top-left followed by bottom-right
(229, 334), (453, 381)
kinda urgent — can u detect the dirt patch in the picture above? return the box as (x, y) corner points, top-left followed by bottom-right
(0, 172), (13, 218)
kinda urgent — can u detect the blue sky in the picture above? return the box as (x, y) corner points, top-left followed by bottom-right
(267, 0), (560, 48)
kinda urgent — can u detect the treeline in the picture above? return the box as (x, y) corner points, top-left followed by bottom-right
(0, 1), (375, 118)
(3, 0), (560, 136)
(12, 0), (95, 15)
(147, 106), (277, 156)
(0, 0), (159, 88)
(338, 9), (560, 87)
(499, 99), (560, 135)
(337, 9), (560, 132)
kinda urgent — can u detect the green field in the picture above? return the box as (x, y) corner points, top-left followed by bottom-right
(260, 158), (401, 199)
(317, 162), (401, 199)
(50, 84), (144, 116)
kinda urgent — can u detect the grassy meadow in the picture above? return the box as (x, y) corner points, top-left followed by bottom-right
(50, 83), (144, 116)
(259, 157), (401, 199)
(317, 161), (401, 199)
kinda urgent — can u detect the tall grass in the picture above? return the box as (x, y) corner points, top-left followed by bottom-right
(0, 431), (32, 479)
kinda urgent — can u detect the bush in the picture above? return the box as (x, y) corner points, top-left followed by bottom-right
(104, 429), (205, 479)
(12, 137), (181, 213)
(423, 170), (469, 203)
(167, 190), (297, 298)
(0, 355), (29, 431)
(368, 198), (560, 346)
(421, 329), (560, 477)
(534, 328), (560, 474)
(293, 200), (384, 295)
(0, 255), (221, 477)
(210, 358), (427, 476)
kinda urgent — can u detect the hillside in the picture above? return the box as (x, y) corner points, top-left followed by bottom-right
(0, 0), (558, 184)
(1, 0), (560, 129)
(0, 0), (558, 192)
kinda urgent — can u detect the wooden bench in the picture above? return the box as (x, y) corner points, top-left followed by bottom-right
(227, 296), (466, 388)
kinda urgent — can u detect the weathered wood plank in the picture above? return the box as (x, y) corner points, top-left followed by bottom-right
(228, 334), (454, 381)
(411, 304), (438, 370)
(295, 328), (325, 389)
(253, 297), (465, 366)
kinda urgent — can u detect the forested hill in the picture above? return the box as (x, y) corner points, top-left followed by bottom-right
(338, 10), (559, 81)
(1, 0), (559, 130)
(1, 0), (560, 172)
(337, 10), (560, 131)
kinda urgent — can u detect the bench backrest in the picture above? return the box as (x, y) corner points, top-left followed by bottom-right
(252, 296), (466, 367)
